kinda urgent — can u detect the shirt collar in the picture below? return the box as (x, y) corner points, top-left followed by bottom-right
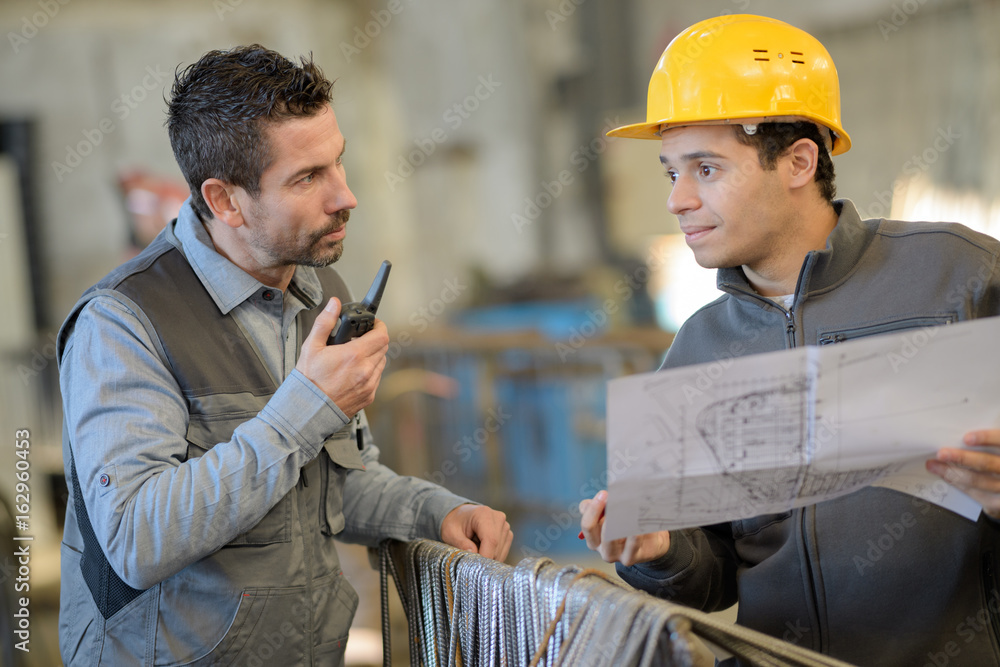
(172, 198), (325, 314)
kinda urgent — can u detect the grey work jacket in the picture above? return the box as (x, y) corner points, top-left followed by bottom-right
(57, 220), (466, 665)
(619, 200), (1000, 666)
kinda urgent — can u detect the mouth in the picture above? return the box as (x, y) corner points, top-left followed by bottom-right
(680, 225), (714, 244)
(322, 225), (346, 241)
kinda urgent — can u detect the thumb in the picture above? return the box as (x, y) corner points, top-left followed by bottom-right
(442, 518), (479, 553)
(306, 297), (341, 347)
(451, 535), (479, 553)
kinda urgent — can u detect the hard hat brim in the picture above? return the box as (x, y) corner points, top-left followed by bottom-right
(606, 118), (852, 156)
(605, 120), (664, 140)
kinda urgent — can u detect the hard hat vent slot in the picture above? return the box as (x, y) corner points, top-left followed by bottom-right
(753, 48), (769, 62)
(791, 51), (805, 64)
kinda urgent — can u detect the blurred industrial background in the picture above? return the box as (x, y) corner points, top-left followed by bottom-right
(2, 0), (1000, 663)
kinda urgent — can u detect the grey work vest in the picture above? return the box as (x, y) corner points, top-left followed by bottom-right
(58, 223), (364, 665)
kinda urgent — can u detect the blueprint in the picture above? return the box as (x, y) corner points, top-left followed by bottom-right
(604, 316), (1000, 540)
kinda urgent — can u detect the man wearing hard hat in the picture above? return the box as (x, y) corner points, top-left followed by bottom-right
(580, 14), (1000, 666)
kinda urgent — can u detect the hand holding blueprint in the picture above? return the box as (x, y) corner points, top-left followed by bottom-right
(603, 317), (1000, 540)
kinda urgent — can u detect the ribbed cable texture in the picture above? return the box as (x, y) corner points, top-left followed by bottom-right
(379, 539), (859, 667)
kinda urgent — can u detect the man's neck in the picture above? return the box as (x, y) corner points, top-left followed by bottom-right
(201, 219), (294, 291)
(745, 200), (840, 297)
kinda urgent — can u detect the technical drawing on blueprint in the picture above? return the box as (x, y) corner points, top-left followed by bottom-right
(603, 317), (1000, 540)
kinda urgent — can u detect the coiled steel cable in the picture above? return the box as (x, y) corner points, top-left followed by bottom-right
(380, 539), (858, 667)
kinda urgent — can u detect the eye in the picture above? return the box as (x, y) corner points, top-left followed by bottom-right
(664, 171), (678, 184)
(300, 173), (315, 184)
(699, 165), (717, 178)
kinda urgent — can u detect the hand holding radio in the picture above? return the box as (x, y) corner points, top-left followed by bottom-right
(296, 260), (392, 418)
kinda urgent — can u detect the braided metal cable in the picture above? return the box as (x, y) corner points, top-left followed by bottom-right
(379, 539), (857, 667)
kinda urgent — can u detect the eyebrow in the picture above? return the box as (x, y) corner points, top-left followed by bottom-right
(286, 140), (347, 184)
(660, 150), (725, 168)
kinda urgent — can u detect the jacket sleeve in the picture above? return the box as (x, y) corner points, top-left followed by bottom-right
(616, 523), (740, 612)
(60, 295), (347, 590)
(336, 427), (471, 546)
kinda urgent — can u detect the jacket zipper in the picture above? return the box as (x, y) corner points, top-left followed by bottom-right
(728, 286), (798, 349)
(784, 309), (796, 348)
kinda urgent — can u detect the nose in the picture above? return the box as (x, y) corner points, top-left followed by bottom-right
(327, 169), (358, 215)
(667, 174), (699, 217)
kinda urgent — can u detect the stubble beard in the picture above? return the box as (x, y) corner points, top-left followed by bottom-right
(251, 208), (349, 269)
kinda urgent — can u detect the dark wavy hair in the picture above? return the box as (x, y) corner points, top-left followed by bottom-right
(732, 122), (837, 203)
(166, 45), (334, 221)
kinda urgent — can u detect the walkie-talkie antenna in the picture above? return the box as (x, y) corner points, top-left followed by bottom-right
(328, 260), (392, 345)
(361, 260), (391, 314)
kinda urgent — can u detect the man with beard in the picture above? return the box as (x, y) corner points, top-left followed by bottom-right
(56, 45), (512, 666)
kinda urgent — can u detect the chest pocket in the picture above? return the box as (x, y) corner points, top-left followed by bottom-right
(185, 413), (291, 545)
(816, 313), (956, 345)
(321, 419), (367, 536)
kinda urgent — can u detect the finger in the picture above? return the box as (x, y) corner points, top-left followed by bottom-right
(444, 515), (479, 553)
(935, 448), (1000, 475)
(580, 491), (607, 546)
(475, 524), (501, 560)
(348, 318), (390, 355)
(597, 537), (626, 564)
(928, 460), (1000, 494)
(581, 491), (607, 530)
(498, 525), (513, 562)
(620, 536), (644, 568)
(453, 537), (478, 553)
(928, 460), (1000, 518)
(485, 513), (513, 561)
(306, 298), (341, 346)
(964, 430), (1000, 447)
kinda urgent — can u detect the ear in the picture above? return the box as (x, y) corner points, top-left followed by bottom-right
(785, 138), (820, 191)
(200, 178), (245, 229)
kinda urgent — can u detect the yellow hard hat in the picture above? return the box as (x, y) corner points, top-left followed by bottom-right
(608, 14), (851, 155)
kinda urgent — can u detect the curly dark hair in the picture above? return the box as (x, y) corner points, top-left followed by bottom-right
(166, 45), (334, 221)
(732, 122), (837, 203)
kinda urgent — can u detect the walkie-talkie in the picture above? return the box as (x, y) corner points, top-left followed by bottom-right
(328, 260), (391, 345)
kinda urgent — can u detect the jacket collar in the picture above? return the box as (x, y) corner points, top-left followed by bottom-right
(716, 199), (876, 301)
